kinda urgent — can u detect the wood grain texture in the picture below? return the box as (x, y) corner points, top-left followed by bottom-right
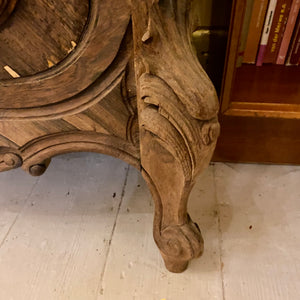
(232, 64), (300, 105)
(0, 72), (140, 173)
(132, 0), (220, 272)
(0, 0), (131, 111)
(0, 0), (219, 272)
(0, 0), (88, 80)
(214, 115), (300, 164)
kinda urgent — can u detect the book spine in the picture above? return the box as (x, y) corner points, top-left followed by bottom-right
(264, 0), (293, 63)
(243, 0), (270, 63)
(236, 0), (255, 67)
(287, 12), (300, 64)
(256, 0), (278, 66)
(276, 0), (300, 64)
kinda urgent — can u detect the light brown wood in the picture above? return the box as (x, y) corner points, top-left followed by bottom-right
(0, 0), (88, 80)
(132, 0), (219, 272)
(0, 0), (219, 272)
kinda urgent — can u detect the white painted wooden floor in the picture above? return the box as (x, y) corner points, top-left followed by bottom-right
(0, 153), (299, 300)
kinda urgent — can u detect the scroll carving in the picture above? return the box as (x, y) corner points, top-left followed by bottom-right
(0, 147), (22, 171)
(132, 0), (220, 272)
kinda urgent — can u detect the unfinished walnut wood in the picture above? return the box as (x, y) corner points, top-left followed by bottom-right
(0, 0), (219, 272)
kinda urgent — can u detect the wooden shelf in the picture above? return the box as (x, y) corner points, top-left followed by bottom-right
(232, 64), (300, 104)
(214, 0), (300, 164)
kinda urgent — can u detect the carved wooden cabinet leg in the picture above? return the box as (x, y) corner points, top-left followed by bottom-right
(141, 140), (205, 273)
(132, 0), (220, 272)
(0, 0), (220, 274)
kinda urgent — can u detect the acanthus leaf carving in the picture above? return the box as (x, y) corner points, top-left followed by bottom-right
(132, 0), (220, 272)
(138, 0), (220, 120)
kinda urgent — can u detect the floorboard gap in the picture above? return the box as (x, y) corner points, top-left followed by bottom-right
(0, 177), (40, 249)
(97, 165), (130, 297)
(213, 164), (226, 300)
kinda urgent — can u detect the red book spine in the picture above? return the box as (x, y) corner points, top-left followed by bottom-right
(263, 0), (293, 63)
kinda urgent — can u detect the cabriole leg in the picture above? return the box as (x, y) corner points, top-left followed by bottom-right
(132, 0), (220, 272)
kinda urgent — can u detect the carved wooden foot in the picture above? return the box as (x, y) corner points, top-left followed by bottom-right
(132, 0), (220, 272)
(142, 160), (205, 272)
(158, 216), (204, 273)
(28, 159), (51, 176)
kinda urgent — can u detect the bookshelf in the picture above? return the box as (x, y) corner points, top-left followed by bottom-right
(213, 0), (300, 164)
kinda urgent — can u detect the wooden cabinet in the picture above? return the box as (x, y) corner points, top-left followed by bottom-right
(0, 0), (220, 272)
(214, 0), (300, 164)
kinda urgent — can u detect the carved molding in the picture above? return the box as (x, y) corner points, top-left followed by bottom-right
(0, 0), (131, 115)
(0, 128), (140, 173)
(0, 59), (140, 172)
(19, 131), (140, 174)
(0, 31), (132, 121)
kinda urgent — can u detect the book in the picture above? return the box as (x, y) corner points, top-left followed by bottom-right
(236, 0), (255, 67)
(243, 0), (270, 63)
(256, 0), (278, 66)
(286, 12), (300, 64)
(276, 0), (300, 64)
(263, 0), (293, 63)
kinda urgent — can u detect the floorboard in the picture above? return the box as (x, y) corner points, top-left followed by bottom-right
(100, 166), (223, 300)
(0, 154), (300, 299)
(0, 153), (128, 300)
(214, 163), (300, 300)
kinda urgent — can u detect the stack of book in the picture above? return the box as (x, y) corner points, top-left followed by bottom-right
(237, 0), (300, 66)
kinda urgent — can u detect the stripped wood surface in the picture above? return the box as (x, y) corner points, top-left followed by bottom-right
(0, 0), (89, 80)
(0, 0), (219, 272)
